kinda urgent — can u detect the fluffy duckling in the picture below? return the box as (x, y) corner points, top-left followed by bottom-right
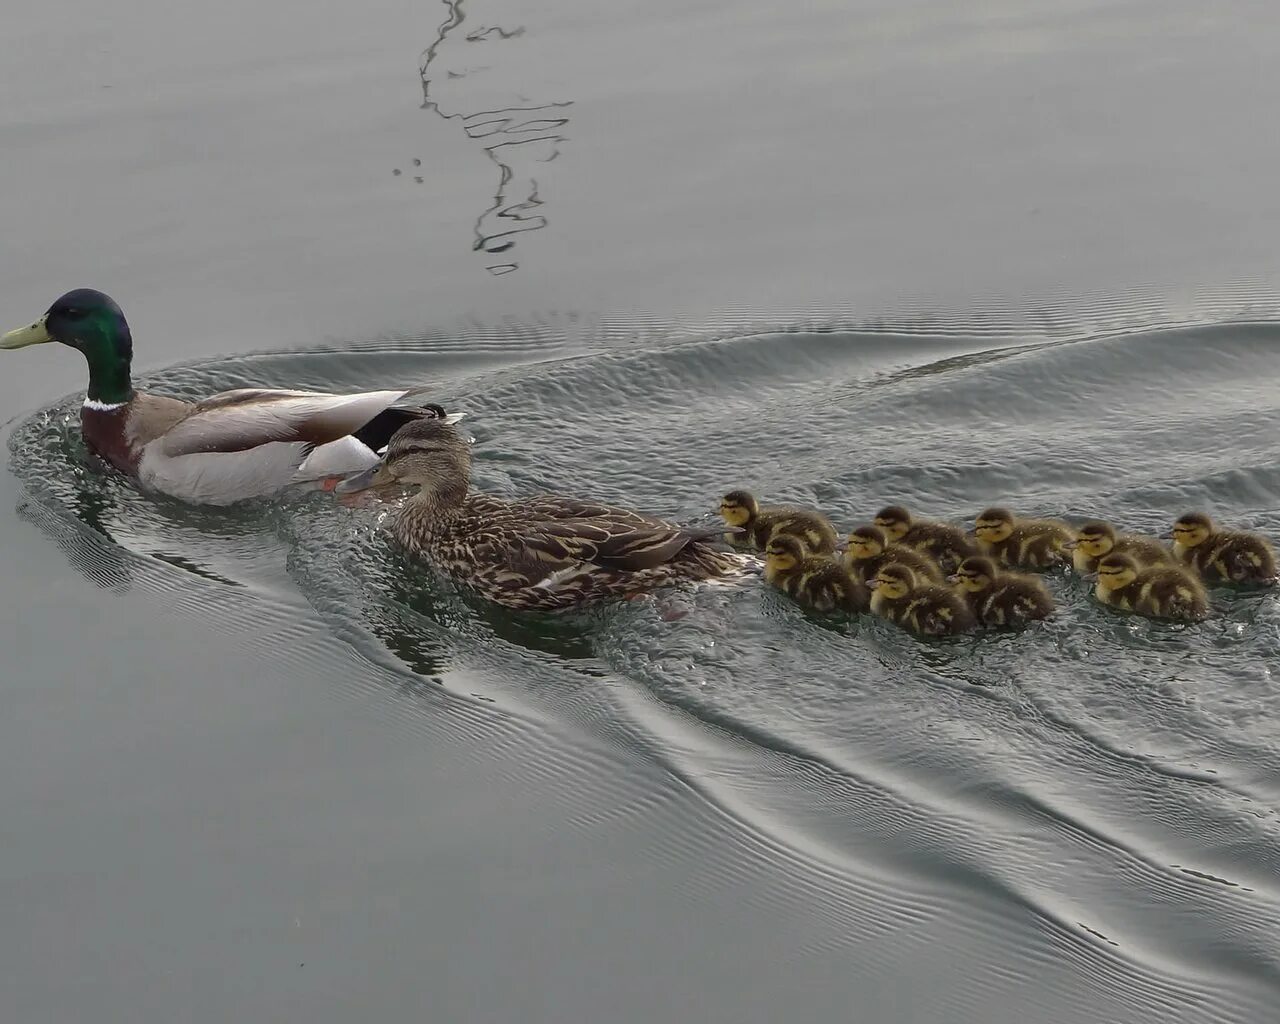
(1094, 554), (1207, 622)
(873, 504), (977, 572)
(869, 563), (976, 636)
(1170, 512), (1278, 586)
(764, 534), (869, 613)
(1069, 520), (1174, 575)
(950, 555), (1054, 627)
(973, 507), (1072, 570)
(842, 525), (946, 586)
(718, 490), (838, 554)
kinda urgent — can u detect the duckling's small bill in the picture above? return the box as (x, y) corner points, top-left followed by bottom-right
(0, 316), (54, 349)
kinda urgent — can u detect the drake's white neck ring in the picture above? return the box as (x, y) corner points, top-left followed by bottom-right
(83, 397), (127, 412)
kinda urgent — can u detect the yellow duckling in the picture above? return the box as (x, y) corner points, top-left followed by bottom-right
(842, 525), (946, 586)
(950, 555), (1054, 627)
(873, 504), (978, 572)
(869, 563), (976, 636)
(1170, 512), (1278, 586)
(1069, 520), (1174, 575)
(1094, 554), (1207, 622)
(764, 534), (868, 613)
(973, 507), (1072, 570)
(718, 489), (838, 554)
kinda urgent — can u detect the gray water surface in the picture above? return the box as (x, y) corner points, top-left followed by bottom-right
(3, 2), (1280, 1022)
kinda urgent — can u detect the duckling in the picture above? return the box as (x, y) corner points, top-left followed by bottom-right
(873, 504), (978, 572)
(842, 525), (946, 586)
(1170, 512), (1278, 586)
(869, 563), (976, 636)
(764, 534), (869, 613)
(973, 507), (1072, 570)
(1069, 520), (1174, 575)
(717, 489), (838, 554)
(1094, 554), (1207, 622)
(950, 556), (1054, 627)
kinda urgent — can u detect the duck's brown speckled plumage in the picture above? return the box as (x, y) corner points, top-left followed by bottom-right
(352, 419), (752, 612)
(1171, 513), (1278, 586)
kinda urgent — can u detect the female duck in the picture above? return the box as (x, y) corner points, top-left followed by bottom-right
(842, 525), (945, 585)
(1170, 512), (1278, 585)
(869, 563), (975, 636)
(973, 507), (1072, 570)
(1094, 554), (1207, 622)
(873, 505), (977, 572)
(950, 555), (1053, 627)
(337, 418), (751, 611)
(764, 534), (868, 613)
(1, 289), (442, 504)
(717, 490), (838, 554)
(1069, 520), (1172, 575)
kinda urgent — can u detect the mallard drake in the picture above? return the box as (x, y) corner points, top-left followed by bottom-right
(1094, 553), (1207, 621)
(763, 534), (868, 613)
(1170, 512), (1278, 585)
(1069, 520), (1173, 575)
(973, 507), (1072, 570)
(336, 417), (752, 611)
(717, 490), (837, 554)
(1, 289), (449, 505)
(950, 555), (1053, 627)
(842, 525), (946, 585)
(869, 563), (976, 636)
(873, 504), (977, 572)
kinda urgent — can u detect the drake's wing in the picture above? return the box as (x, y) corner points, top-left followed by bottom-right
(159, 389), (410, 457)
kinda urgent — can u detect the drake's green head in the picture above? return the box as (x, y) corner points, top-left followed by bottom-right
(2, 289), (135, 404)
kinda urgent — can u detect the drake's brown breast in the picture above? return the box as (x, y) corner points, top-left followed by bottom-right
(81, 406), (140, 475)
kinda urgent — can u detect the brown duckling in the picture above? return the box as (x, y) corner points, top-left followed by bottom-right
(873, 504), (978, 572)
(950, 555), (1054, 627)
(718, 489), (838, 554)
(764, 534), (869, 613)
(1170, 512), (1278, 586)
(842, 525), (946, 586)
(869, 563), (976, 636)
(973, 507), (1072, 570)
(1094, 554), (1207, 622)
(1069, 520), (1174, 575)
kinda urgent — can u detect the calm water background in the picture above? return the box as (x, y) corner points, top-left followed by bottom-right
(3, 1), (1280, 1021)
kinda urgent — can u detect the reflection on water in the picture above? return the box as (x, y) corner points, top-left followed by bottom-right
(417, 0), (571, 275)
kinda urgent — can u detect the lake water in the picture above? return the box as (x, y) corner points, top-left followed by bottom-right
(3, 1), (1280, 1021)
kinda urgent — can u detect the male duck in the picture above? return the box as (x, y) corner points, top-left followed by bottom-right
(2, 289), (449, 505)
(337, 417), (752, 611)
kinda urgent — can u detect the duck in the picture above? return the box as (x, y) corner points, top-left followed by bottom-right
(717, 489), (838, 554)
(1, 289), (449, 505)
(842, 525), (946, 586)
(873, 504), (977, 572)
(868, 563), (976, 636)
(949, 555), (1054, 627)
(1094, 553), (1208, 621)
(1170, 512), (1278, 586)
(763, 534), (868, 613)
(973, 507), (1072, 570)
(1069, 520), (1174, 575)
(335, 417), (752, 611)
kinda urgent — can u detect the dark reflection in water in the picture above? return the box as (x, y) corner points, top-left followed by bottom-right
(416, 0), (571, 275)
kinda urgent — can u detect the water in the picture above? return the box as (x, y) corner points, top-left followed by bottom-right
(3, 2), (1280, 1022)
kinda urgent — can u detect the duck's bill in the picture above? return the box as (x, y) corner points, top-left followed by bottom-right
(334, 462), (396, 494)
(0, 316), (53, 350)
(1061, 539), (1078, 550)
